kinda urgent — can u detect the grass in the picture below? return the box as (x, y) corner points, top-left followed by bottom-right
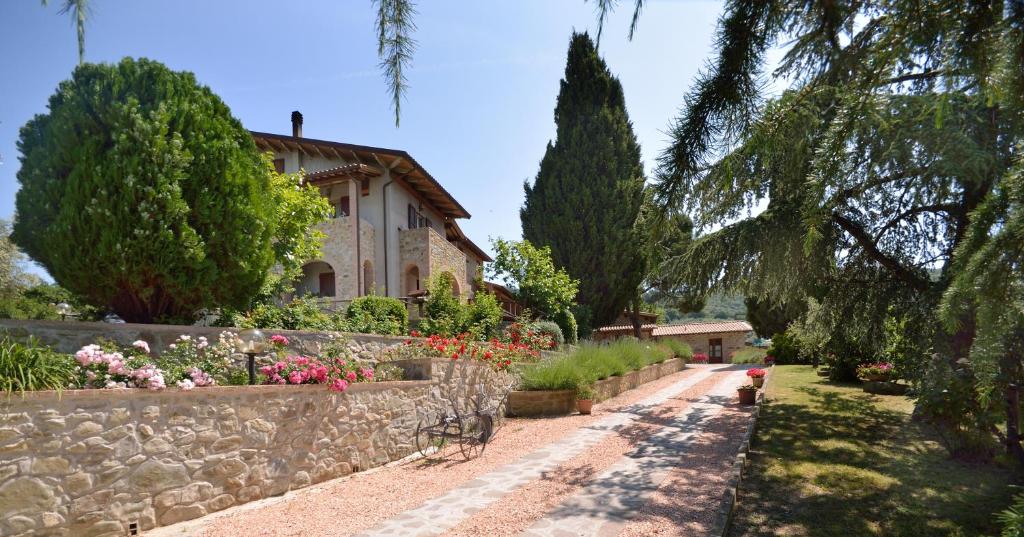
(730, 346), (767, 364)
(729, 366), (1019, 537)
(519, 340), (676, 392)
(661, 338), (693, 360)
(0, 336), (77, 396)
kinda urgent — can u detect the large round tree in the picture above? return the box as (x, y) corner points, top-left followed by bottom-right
(521, 32), (647, 332)
(13, 58), (281, 323)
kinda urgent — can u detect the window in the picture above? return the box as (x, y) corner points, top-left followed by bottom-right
(334, 196), (350, 218)
(318, 272), (336, 298)
(407, 204), (433, 230)
(273, 158), (285, 173)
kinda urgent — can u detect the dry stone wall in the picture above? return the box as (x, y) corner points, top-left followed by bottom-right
(0, 358), (509, 537)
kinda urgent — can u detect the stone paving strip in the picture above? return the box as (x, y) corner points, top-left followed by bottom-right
(443, 371), (732, 537)
(173, 366), (707, 537)
(520, 368), (749, 537)
(354, 366), (726, 537)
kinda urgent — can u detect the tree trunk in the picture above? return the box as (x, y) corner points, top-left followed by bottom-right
(631, 297), (642, 339)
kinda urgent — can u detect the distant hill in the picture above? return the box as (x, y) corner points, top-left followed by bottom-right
(659, 292), (747, 323)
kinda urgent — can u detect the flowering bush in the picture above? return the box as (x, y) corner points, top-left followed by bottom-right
(746, 368), (767, 378)
(258, 354), (373, 392)
(692, 352), (709, 364)
(502, 322), (556, 351)
(75, 342), (167, 390)
(857, 362), (895, 381)
(391, 333), (538, 371)
(764, 354), (776, 365)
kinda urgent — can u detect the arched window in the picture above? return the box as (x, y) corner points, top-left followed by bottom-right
(405, 265), (420, 296)
(451, 277), (461, 299)
(363, 261), (374, 295)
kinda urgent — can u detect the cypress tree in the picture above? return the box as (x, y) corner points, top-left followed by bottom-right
(521, 32), (647, 332)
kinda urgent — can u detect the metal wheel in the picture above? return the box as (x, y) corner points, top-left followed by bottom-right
(459, 415), (484, 460)
(416, 417), (458, 458)
(489, 391), (510, 439)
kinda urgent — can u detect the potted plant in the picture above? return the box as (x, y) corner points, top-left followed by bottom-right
(737, 384), (758, 405)
(857, 362), (894, 382)
(575, 384), (595, 415)
(746, 368), (766, 388)
(763, 355), (775, 366)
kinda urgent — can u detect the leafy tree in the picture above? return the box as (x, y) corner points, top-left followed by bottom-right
(13, 58), (327, 324)
(596, 0), (1024, 460)
(488, 238), (579, 333)
(0, 219), (33, 302)
(465, 291), (503, 340)
(744, 296), (806, 339)
(521, 32), (647, 332)
(419, 272), (467, 337)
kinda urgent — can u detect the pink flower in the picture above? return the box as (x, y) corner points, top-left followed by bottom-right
(270, 335), (290, 346)
(329, 379), (349, 392)
(177, 379), (195, 390)
(288, 370), (305, 385)
(132, 340), (150, 354)
(345, 370), (357, 382)
(360, 367), (374, 380)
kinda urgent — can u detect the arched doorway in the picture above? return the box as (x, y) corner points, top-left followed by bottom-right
(298, 261), (335, 298)
(405, 265), (420, 296)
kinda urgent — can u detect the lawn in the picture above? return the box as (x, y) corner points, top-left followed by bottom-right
(729, 366), (1019, 537)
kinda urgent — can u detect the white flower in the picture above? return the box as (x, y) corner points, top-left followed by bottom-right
(132, 340), (151, 354)
(176, 379), (195, 390)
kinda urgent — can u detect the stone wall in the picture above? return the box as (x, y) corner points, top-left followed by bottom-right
(0, 358), (508, 537)
(0, 319), (409, 359)
(398, 226), (468, 300)
(313, 216), (375, 301)
(656, 332), (748, 363)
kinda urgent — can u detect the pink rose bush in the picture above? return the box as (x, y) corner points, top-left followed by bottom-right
(258, 352), (374, 392)
(75, 342), (167, 390)
(692, 353), (709, 364)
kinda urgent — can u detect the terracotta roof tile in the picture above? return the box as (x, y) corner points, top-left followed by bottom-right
(594, 324), (658, 333)
(651, 320), (753, 337)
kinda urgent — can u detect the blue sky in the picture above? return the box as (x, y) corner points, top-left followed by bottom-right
(0, 0), (727, 278)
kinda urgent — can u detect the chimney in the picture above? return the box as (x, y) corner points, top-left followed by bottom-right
(291, 111), (303, 138)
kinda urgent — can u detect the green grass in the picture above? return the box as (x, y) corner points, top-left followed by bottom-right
(519, 340), (675, 392)
(0, 336), (77, 396)
(729, 366), (1019, 537)
(730, 346), (767, 364)
(661, 338), (693, 360)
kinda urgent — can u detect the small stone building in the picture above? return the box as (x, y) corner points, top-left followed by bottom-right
(652, 320), (753, 363)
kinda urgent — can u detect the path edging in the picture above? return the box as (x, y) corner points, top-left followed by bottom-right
(709, 365), (773, 537)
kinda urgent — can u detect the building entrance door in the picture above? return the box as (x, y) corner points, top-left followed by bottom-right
(709, 338), (724, 363)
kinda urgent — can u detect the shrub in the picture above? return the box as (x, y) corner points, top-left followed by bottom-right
(502, 321), (556, 351)
(998, 493), (1024, 537)
(345, 295), (408, 335)
(766, 330), (805, 364)
(519, 340), (673, 391)
(12, 58), (329, 323)
(465, 291), (503, 340)
(226, 296), (348, 332)
(419, 272), (467, 337)
(660, 339), (693, 360)
(552, 308), (579, 344)
(388, 333), (537, 370)
(519, 355), (584, 392)
(0, 337), (77, 395)
(533, 321), (565, 348)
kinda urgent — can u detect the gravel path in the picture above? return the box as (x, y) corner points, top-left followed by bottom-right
(186, 367), (711, 537)
(443, 372), (731, 537)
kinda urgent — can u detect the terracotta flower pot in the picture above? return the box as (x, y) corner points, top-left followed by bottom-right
(738, 389), (757, 405)
(577, 399), (594, 415)
(865, 373), (891, 382)
(752, 376), (764, 388)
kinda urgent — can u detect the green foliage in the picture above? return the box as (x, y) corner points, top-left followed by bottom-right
(551, 308), (578, 345)
(465, 291), (503, 340)
(488, 238), (578, 322)
(766, 330), (805, 365)
(419, 272), (467, 337)
(345, 295), (408, 335)
(0, 337), (77, 395)
(660, 338), (693, 360)
(519, 340), (671, 392)
(219, 296), (348, 332)
(744, 296), (805, 339)
(0, 283), (104, 322)
(999, 493), (1024, 537)
(12, 58), (328, 323)
(730, 347), (767, 364)
(521, 32), (647, 329)
(532, 321), (565, 348)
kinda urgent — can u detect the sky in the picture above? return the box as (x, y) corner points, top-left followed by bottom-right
(0, 0), (728, 280)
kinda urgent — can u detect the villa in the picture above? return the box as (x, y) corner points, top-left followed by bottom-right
(251, 112), (492, 315)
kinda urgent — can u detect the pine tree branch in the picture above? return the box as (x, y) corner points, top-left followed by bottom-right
(832, 213), (931, 292)
(373, 0), (417, 127)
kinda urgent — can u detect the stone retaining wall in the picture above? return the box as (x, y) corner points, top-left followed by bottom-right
(0, 358), (508, 537)
(0, 319), (408, 360)
(507, 358), (686, 417)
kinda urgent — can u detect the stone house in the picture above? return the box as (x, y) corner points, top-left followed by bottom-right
(592, 319), (753, 364)
(252, 112), (491, 314)
(651, 320), (753, 363)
